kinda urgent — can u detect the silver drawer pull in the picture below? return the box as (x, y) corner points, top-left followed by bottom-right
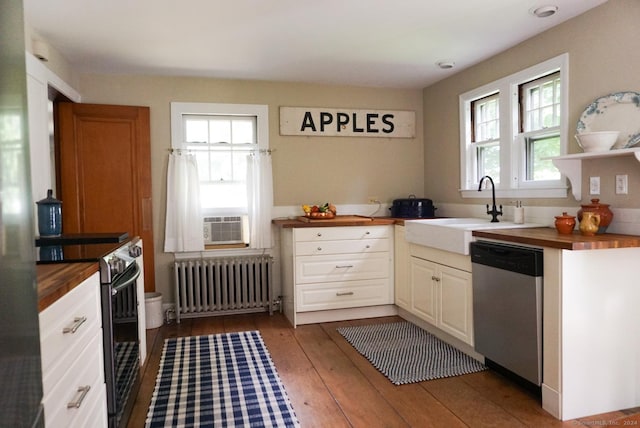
(317, 247), (322, 251)
(365, 231), (370, 234)
(365, 245), (370, 249)
(335, 265), (353, 269)
(336, 291), (354, 296)
(67, 385), (91, 409)
(63, 317), (87, 334)
(316, 233), (322, 237)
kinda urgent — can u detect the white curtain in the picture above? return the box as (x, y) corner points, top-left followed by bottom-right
(164, 152), (204, 252)
(246, 151), (273, 249)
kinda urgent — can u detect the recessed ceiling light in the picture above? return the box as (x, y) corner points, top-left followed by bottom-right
(531, 5), (558, 18)
(437, 61), (455, 70)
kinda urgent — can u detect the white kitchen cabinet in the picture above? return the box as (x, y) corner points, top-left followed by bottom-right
(541, 246), (640, 420)
(281, 225), (395, 326)
(39, 271), (107, 428)
(408, 244), (474, 346)
(409, 256), (437, 323)
(393, 225), (411, 310)
(438, 264), (473, 343)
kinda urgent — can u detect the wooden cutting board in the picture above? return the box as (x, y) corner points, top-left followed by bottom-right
(297, 215), (374, 223)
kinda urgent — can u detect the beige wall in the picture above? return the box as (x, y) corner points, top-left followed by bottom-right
(423, 0), (640, 209)
(28, 0), (640, 301)
(76, 74), (424, 298)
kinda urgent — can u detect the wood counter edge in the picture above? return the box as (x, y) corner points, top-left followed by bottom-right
(271, 218), (640, 249)
(472, 227), (640, 250)
(37, 262), (99, 312)
(272, 217), (402, 228)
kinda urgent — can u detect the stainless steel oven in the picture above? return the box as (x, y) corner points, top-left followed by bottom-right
(100, 239), (142, 428)
(36, 233), (142, 428)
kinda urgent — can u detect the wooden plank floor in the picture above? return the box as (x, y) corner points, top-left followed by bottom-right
(127, 313), (640, 427)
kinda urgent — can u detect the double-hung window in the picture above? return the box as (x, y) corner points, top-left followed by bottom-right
(520, 72), (561, 182)
(170, 102), (271, 249)
(471, 93), (500, 181)
(459, 54), (568, 198)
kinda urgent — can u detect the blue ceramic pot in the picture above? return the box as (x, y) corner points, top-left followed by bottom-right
(36, 189), (62, 236)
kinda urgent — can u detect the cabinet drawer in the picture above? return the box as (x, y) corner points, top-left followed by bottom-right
(295, 238), (389, 256)
(43, 333), (106, 428)
(295, 225), (391, 242)
(296, 278), (393, 312)
(296, 253), (390, 284)
(39, 273), (101, 394)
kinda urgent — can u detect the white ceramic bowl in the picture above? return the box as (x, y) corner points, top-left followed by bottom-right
(575, 131), (619, 152)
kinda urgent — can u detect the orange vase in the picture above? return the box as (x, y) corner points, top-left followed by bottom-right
(577, 198), (613, 234)
(554, 212), (576, 234)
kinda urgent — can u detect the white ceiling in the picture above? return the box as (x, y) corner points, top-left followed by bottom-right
(23, 0), (606, 89)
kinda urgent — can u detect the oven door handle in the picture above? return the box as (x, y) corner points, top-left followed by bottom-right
(111, 262), (141, 296)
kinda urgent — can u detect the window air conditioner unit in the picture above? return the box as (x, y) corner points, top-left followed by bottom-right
(203, 215), (249, 245)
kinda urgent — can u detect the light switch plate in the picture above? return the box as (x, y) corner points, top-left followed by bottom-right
(589, 176), (600, 195)
(616, 174), (628, 194)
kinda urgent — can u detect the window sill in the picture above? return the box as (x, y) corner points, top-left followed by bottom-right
(460, 187), (568, 199)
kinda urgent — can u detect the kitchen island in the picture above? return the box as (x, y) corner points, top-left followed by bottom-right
(472, 227), (640, 421)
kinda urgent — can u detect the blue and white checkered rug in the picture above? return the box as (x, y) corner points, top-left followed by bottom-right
(338, 321), (486, 385)
(145, 331), (300, 427)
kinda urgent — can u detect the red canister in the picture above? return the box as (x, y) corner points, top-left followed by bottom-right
(577, 199), (613, 234)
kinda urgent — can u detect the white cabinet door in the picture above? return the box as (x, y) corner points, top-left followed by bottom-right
(410, 257), (437, 325)
(408, 254), (474, 346)
(394, 225), (411, 310)
(438, 265), (473, 345)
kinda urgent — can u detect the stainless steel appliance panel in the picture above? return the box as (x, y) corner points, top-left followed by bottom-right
(471, 241), (543, 387)
(0, 0), (45, 425)
(472, 263), (542, 384)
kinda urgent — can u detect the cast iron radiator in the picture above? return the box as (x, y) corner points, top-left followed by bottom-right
(173, 255), (273, 322)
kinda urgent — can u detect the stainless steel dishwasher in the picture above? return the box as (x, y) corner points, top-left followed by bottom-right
(470, 240), (543, 388)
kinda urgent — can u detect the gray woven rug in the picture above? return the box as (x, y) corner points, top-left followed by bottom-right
(337, 321), (486, 385)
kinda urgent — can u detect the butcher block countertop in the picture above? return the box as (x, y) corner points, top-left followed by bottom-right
(37, 262), (99, 312)
(473, 227), (640, 250)
(273, 215), (397, 228)
(273, 216), (640, 250)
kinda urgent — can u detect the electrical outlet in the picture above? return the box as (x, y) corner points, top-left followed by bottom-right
(589, 176), (600, 195)
(616, 174), (628, 194)
(367, 196), (380, 204)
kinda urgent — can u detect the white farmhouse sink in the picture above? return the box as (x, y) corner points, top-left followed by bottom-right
(404, 217), (542, 255)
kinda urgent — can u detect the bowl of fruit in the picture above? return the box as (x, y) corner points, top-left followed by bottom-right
(302, 203), (337, 219)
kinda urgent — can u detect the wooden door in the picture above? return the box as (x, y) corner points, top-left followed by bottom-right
(56, 102), (155, 292)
